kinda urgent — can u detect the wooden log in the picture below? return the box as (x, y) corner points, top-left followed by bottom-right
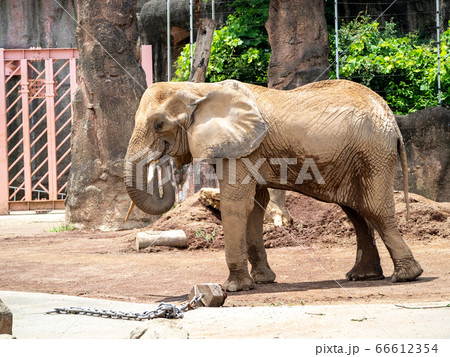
(136, 230), (188, 250)
(189, 18), (215, 83)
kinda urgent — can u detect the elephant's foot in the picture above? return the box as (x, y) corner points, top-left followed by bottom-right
(391, 258), (423, 282)
(346, 263), (384, 281)
(223, 270), (255, 292)
(251, 265), (276, 284)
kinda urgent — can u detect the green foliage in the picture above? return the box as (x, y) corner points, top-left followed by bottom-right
(329, 15), (450, 114)
(174, 0), (270, 84)
(195, 228), (217, 242)
(49, 222), (75, 232)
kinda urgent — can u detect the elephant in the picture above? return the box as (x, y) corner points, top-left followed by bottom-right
(124, 79), (423, 292)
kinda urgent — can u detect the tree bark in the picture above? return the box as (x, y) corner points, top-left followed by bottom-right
(266, 0), (330, 89)
(66, 0), (151, 230)
(189, 18), (215, 83)
(265, 0), (330, 225)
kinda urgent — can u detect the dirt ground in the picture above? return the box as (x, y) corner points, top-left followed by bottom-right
(0, 191), (449, 307)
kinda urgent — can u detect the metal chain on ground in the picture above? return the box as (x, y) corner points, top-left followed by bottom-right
(46, 294), (204, 321)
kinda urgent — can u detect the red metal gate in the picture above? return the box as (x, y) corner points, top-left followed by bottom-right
(0, 48), (78, 213)
(0, 46), (153, 214)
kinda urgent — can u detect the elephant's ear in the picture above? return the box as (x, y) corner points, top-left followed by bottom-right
(183, 85), (267, 159)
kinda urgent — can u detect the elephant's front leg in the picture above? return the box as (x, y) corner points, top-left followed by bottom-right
(219, 178), (257, 292)
(247, 187), (276, 284)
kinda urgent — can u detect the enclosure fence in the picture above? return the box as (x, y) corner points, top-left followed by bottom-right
(164, 0), (446, 112)
(0, 46), (153, 214)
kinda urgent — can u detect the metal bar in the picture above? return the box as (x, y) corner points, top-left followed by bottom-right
(141, 45), (153, 86)
(31, 142), (48, 164)
(30, 127), (48, 148)
(53, 59), (70, 79)
(6, 79), (21, 98)
(190, 0), (193, 70)
(31, 163), (48, 186)
(7, 139), (23, 160)
(8, 168), (24, 188)
(20, 59), (32, 201)
(335, 0), (339, 79)
(436, 0), (441, 105)
(45, 59), (58, 201)
(7, 123), (23, 144)
(167, 0), (171, 81)
(54, 102), (71, 123)
(8, 152), (24, 173)
(69, 58), (77, 99)
(55, 72), (71, 92)
(3, 48), (79, 61)
(4, 63), (21, 83)
(7, 109), (23, 128)
(54, 88), (70, 107)
(28, 100), (47, 125)
(0, 48), (9, 213)
(212, 0), (215, 21)
(6, 93), (22, 113)
(56, 116), (71, 137)
(57, 158), (71, 177)
(57, 181), (68, 194)
(8, 181), (25, 200)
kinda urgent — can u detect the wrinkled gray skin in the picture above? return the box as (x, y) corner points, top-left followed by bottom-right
(125, 79), (423, 292)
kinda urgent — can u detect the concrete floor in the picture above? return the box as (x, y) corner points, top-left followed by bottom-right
(0, 210), (65, 237)
(1, 290), (449, 339)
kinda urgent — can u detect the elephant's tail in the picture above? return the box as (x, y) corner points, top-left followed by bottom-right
(397, 136), (410, 220)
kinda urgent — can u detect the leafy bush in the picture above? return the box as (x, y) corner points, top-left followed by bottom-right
(175, 7), (448, 114)
(173, 0), (270, 84)
(329, 15), (449, 114)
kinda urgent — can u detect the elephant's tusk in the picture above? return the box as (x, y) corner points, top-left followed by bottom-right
(125, 201), (135, 222)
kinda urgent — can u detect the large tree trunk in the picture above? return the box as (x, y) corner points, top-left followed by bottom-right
(266, 0), (330, 89)
(65, 0), (151, 230)
(265, 0), (330, 225)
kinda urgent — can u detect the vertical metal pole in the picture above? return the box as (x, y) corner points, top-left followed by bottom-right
(0, 49), (9, 214)
(335, 0), (339, 79)
(212, 0), (215, 21)
(20, 59), (32, 202)
(436, 0), (441, 105)
(141, 45), (153, 86)
(45, 59), (57, 200)
(167, 0), (171, 81)
(190, 0), (193, 70)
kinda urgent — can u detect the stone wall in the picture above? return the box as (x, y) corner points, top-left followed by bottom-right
(395, 107), (450, 202)
(0, 0), (76, 49)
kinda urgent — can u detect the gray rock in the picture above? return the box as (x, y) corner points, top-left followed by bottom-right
(395, 107), (450, 202)
(0, 298), (13, 335)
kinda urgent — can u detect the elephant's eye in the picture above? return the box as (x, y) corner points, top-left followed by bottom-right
(154, 121), (164, 132)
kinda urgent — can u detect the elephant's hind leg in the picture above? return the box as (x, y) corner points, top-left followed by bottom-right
(372, 216), (423, 282)
(341, 206), (384, 281)
(247, 187), (276, 284)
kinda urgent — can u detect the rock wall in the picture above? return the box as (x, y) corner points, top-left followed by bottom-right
(65, 0), (151, 230)
(266, 0), (330, 89)
(395, 107), (450, 202)
(0, 0), (76, 49)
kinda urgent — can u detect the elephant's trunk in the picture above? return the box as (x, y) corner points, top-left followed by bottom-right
(125, 149), (175, 216)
